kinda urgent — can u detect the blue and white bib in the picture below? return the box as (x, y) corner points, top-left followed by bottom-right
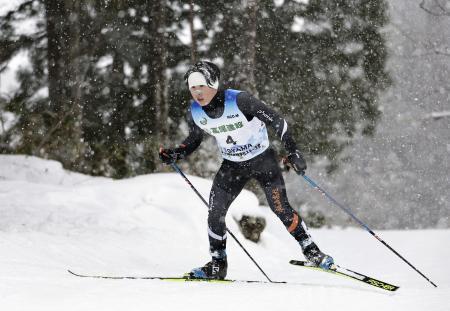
(191, 89), (269, 162)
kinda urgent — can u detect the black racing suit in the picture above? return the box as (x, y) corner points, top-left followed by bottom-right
(179, 89), (312, 258)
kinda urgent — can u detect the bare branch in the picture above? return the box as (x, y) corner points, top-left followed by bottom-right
(389, 22), (450, 58)
(419, 0), (450, 16)
(425, 110), (450, 120)
(435, 0), (450, 15)
(433, 48), (450, 56)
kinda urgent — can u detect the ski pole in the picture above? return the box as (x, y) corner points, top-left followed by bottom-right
(170, 163), (276, 283)
(301, 174), (437, 288)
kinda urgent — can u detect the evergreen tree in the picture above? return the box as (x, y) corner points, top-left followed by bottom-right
(203, 0), (391, 172)
(0, 0), (390, 177)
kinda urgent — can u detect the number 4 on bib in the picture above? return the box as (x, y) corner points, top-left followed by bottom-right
(226, 135), (237, 145)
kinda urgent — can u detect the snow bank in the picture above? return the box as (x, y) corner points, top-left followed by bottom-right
(0, 155), (261, 234)
(0, 155), (105, 186)
(0, 155), (448, 311)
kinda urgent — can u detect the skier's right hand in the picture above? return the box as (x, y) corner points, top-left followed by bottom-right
(286, 150), (307, 175)
(159, 147), (184, 165)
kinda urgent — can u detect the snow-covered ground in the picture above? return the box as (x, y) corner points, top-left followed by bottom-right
(0, 155), (448, 311)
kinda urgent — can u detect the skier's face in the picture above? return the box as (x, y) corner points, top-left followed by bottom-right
(189, 85), (217, 106)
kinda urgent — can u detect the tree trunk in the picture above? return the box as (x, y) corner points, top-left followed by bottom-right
(42, 0), (84, 168)
(155, 0), (169, 146)
(65, 0), (85, 165)
(45, 0), (65, 115)
(189, 0), (198, 63)
(242, 0), (259, 96)
(145, 0), (169, 164)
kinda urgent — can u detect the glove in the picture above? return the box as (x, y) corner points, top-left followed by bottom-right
(159, 147), (185, 165)
(286, 150), (307, 175)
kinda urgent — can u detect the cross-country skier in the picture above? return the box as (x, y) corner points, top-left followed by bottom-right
(159, 61), (334, 280)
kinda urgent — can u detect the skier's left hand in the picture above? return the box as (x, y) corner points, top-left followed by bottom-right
(286, 150), (307, 175)
(159, 147), (183, 165)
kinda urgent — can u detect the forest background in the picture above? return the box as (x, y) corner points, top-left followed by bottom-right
(1, 0), (449, 229)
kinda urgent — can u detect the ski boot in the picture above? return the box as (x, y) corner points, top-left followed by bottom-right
(303, 242), (335, 270)
(187, 257), (228, 280)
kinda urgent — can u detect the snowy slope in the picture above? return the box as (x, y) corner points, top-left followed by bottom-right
(0, 155), (448, 311)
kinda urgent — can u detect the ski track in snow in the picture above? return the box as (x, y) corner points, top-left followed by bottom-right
(0, 155), (448, 311)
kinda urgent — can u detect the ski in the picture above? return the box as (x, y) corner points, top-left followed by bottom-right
(68, 270), (286, 284)
(289, 260), (399, 292)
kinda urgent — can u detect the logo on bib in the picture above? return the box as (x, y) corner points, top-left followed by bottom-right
(200, 118), (208, 125)
(210, 121), (243, 134)
(220, 143), (263, 158)
(227, 114), (239, 119)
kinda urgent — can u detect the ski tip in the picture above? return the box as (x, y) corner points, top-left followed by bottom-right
(67, 269), (81, 276)
(290, 259), (399, 292)
(68, 270), (84, 277)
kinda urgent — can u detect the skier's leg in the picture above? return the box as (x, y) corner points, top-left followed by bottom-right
(189, 161), (250, 279)
(207, 161), (250, 258)
(253, 150), (312, 244)
(253, 149), (334, 269)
